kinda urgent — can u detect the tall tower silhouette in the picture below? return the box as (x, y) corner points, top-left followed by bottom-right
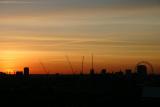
(24, 67), (29, 76)
(90, 54), (95, 75)
(81, 56), (84, 75)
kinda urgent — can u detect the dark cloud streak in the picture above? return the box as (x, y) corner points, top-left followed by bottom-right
(1, 0), (160, 16)
(0, 0), (160, 7)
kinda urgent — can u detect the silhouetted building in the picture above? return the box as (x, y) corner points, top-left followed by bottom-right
(125, 69), (132, 80)
(115, 70), (124, 75)
(137, 65), (147, 75)
(115, 70), (124, 80)
(0, 72), (7, 77)
(101, 69), (107, 75)
(90, 69), (95, 75)
(24, 67), (29, 76)
(16, 71), (23, 77)
(137, 65), (147, 80)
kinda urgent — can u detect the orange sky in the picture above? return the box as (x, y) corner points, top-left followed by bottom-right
(0, 0), (160, 74)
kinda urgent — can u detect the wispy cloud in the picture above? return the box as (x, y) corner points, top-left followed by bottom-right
(0, 0), (33, 4)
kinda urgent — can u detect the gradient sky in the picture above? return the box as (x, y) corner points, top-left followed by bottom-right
(0, 0), (160, 74)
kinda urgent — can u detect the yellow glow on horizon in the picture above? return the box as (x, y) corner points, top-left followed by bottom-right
(0, 50), (30, 73)
(1, 51), (17, 73)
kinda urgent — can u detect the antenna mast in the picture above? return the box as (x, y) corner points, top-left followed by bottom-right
(90, 53), (95, 75)
(81, 56), (84, 74)
(92, 53), (94, 70)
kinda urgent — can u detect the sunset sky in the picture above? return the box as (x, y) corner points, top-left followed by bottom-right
(0, 0), (160, 74)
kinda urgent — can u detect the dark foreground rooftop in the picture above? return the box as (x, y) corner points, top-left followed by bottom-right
(0, 74), (160, 106)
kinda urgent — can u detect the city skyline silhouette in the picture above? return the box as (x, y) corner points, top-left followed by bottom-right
(0, 60), (157, 75)
(0, 61), (159, 106)
(0, 0), (160, 106)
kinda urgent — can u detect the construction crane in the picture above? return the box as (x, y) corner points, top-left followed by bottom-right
(65, 55), (74, 74)
(40, 61), (49, 75)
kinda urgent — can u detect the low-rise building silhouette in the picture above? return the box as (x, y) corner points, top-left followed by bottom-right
(90, 69), (95, 75)
(125, 69), (132, 80)
(16, 71), (23, 77)
(101, 69), (107, 75)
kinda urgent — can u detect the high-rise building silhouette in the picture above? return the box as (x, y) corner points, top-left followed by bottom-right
(137, 65), (147, 80)
(137, 65), (147, 75)
(24, 67), (29, 76)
